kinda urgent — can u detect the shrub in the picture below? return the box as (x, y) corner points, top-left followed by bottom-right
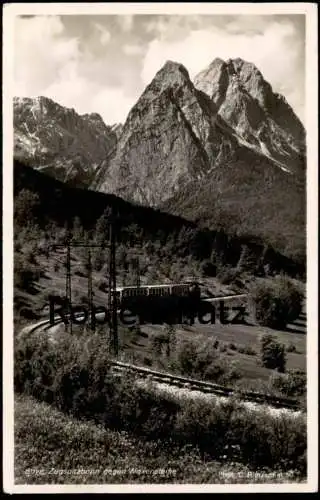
(152, 333), (168, 355)
(260, 335), (286, 372)
(251, 278), (303, 329)
(270, 369), (306, 397)
(213, 339), (219, 349)
(237, 345), (257, 356)
(96, 279), (108, 292)
(14, 254), (41, 291)
(14, 189), (40, 226)
(93, 253), (105, 272)
(205, 359), (241, 385)
(171, 338), (240, 385)
(200, 260), (217, 277)
(219, 342), (228, 353)
(286, 342), (297, 353)
(228, 342), (237, 351)
(174, 398), (306, 473)
(232, 277), (246, 290)
(174, 340), (198, 376)
(217, 267), (240, 285)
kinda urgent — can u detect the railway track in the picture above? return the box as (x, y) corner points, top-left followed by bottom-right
(18, 303), (302, 413)
(110, 360), (301, 412)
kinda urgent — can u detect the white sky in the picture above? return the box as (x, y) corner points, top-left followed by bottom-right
(14, 14), (305, 125)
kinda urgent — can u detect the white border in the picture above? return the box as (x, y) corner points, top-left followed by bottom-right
(2, 2), (318, 494)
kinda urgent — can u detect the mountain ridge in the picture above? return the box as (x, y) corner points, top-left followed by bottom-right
(14, 96), (117, 187)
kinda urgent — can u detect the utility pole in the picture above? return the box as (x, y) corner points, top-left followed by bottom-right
(51, 240), (106, 334)
(108, 211), (118, 356)
(65, 239), (72, 334)
(50, 215), (119, 354)
(135, 257), (141, 288)
(87, 247), (94, 331)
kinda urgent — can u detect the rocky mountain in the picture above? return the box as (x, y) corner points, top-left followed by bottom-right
(94, 59), (305, 259)
(14, 96), (117, 187)
(194, 58), (305, 174)
(14, 58), (306, 260)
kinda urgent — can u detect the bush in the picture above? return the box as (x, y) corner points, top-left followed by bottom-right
(228, 342), (237, 351)
(286, 342), (297, 353)
(14, 254), (41, 291)
(174, 340), (198, 376)
(237, 345), (257, 356)
(14, 189), (40, 226)
(171, 338), (240, 384)
(14, 331), (179, 439)
(173, 398), (306, 473)
(152, 333), (168, 355)
(217, 267), (240, 285)
(219, 342), (228, 353)
(200, 260), (216, 277)
(251, 277), (303, 329)
(270, 369), (306, 397)
(261, 335), (286, 372)
(97, 279), (108, 292)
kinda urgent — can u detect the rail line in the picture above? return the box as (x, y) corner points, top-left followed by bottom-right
(17, 299), (302, 413)
(110, 360), (301, 411)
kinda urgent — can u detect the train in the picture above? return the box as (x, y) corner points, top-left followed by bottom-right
(114, 282), (201, 324)
(115, 282), (201, 307)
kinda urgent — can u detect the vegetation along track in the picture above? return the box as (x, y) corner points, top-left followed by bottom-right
(110, 361), (301, 412)
(18, 308), (301, 413)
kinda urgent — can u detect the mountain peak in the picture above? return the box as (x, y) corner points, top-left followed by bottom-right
(209, 57), (225, 67)
(125, 59), (193, 121)
(150, 60), (191, 91)
(161, 60), (190, 76)
(194, 57), (305, 167)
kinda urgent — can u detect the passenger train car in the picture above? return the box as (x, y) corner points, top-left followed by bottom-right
(115, 282), (201, 324)
(116, 283), (192, 305)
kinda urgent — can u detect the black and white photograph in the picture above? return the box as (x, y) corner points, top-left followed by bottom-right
(3, 2), (318, 493)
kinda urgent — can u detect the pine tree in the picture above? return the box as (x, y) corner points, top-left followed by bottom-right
(95, 208), (112, 246)
(14, 189), (40, 228)
(72, 216), (84, 242)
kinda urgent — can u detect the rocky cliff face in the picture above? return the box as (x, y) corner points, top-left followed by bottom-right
(14, 96), (117, 186)
(194, 58), (305, 174)
(94, 61), (216, 204)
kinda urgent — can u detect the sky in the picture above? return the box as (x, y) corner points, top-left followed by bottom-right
(14, 14), (306, 125)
